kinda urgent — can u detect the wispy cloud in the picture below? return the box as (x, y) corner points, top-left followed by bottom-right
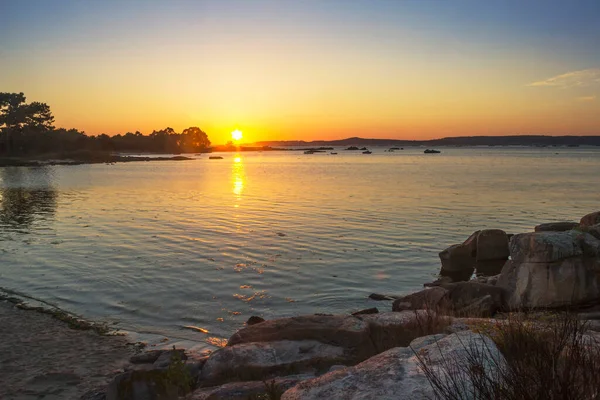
(577, 95), (596, 102)
(528, 68), (600, 88)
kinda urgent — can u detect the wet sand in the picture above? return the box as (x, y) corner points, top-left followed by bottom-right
(0, 301), (133, 400)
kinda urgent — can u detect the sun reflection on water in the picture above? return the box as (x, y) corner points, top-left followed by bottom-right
(232, 155), (245, 199)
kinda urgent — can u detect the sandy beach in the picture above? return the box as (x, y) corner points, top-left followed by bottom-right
(0, 301), (133, 400)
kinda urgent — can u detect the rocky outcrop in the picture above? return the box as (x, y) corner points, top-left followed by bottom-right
(476, 229), (509, 261)
(227, 315), (376, 361)
(392, 282), (506, 317)
(497, 230), (600, 309)
(196, 311), (452, 389)
(356, 311), (451, 353)
(281, 331), (503, 400)
(439, 240), (477, 281)
(439, 230), (509, 281)
(535, 222), (580, 232)
(581, 211), (600, 227)
(200, 340), (348, 387)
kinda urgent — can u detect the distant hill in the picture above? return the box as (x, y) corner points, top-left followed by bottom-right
(251, 136), (600, 147)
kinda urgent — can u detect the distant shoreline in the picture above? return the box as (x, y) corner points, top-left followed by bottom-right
(250, 135), (600, 148)
(0, 153), (195, 167)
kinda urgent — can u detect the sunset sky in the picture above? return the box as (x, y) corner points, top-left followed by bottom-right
(1, 0), (599, 144)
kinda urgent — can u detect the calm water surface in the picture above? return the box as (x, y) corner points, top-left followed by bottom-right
(1, 147), (598, 350)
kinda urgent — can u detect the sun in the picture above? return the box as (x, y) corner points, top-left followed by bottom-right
(231, 129), (243, 141)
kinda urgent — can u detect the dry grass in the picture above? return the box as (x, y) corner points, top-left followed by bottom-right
(417, 312), (600, 400)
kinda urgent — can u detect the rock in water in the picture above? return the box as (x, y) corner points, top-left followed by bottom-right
(535, 222), (580, 232)
(351, 307), (379, 316)
(246, 316), (265, 325)
(392, 282), (506, 317)
(581, 211), (600, 227)
(439, 237), (477, 281)
(476, 229), (509, 261)
(227, 314), (376, 362)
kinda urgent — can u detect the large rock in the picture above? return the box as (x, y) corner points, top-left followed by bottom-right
(439, 238), (476, 281)
(581, 211), (600, 227)
(393, 282), (506, 317)
(498, 258), (600, 309)
(583, 223), (600, 240)
(281, 331), (503, 400)
(509, 231), (600, 263)
(474, 259), (507, 276)
(476, 229), (509, 261)
(200, 340), (353, 387)
(535, 222), (580, 232)
(356, 311), (451, 353)
(498, 231), (600, 309)
(392, 287), (450, 312)
(227, 315), (375, 360)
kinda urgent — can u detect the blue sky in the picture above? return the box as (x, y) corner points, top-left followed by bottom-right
(1, 0), (598, 140)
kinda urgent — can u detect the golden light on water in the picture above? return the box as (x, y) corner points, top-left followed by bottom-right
(232, 155), (244, 198)
(231, 129), (243, 142)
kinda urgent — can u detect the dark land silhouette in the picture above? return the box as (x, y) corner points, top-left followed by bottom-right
(254, 135), (600, 148)
(0, 92), (211, 164)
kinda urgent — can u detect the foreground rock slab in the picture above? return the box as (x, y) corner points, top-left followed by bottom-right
(200, 340), (351, 387)
(281, 331), (503, 400)
(227, 314), (375, 360)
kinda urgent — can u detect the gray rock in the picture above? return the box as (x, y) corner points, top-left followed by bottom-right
(393, 282), (506, 317)
(535, 222), (580, 232)
(368, 293), (397, 301)
(200, 340), (351, 387)
(442, 282), (506, 314)
(356, 311), (451, 353)
(130, 350), (164, 365)
(351, 307), (378, 316)
(281, 331), (504, 400)
(509, 231), (600, 263)
(423, 276), (453, 287)
(439, 243), (476, 275)
(476, 229), (509, 261)
(246, 316), (265, 325)
(498, 258), (600, 309)
(498, 230), (600, 309)
(474, 259), (507, 276)
(392, 287), (449, 312)
(581, 211), (600, 227)
(587, 224), (600, 240)
(227, 315), (375, 361)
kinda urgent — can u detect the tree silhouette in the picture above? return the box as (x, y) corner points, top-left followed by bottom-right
(0, 92), (55, 154)
(0, 92), (212, 156)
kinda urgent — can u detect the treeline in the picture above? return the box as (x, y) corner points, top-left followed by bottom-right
(0, 92), (211, 156)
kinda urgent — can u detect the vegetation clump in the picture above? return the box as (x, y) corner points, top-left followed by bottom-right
(1, 92), (211, 157)
(418, 312), (600, 400)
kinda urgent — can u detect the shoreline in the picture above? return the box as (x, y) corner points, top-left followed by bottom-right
(0, 299), (134, 400)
